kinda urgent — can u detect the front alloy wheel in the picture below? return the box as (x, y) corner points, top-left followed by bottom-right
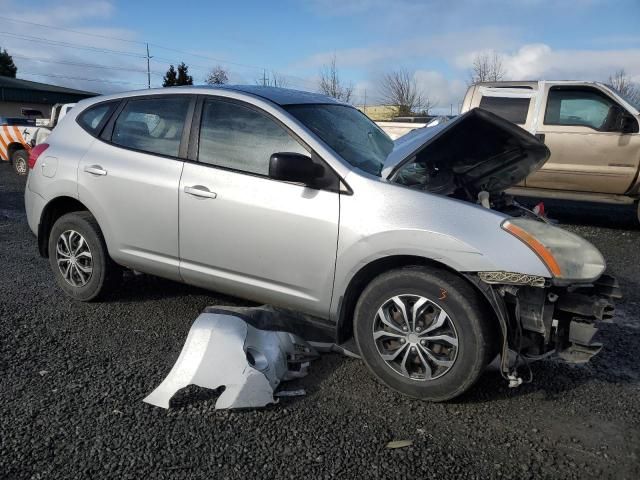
(56, 230), (93, 287)
(354, 267), (496, 401)
(373, 295), (458, 381)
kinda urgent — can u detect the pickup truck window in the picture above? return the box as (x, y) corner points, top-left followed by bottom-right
(479, 96), (530, 125)
(544, 87), (619, 131)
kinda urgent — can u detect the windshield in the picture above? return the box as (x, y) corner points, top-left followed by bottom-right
(608, 85), (640, 111)
(284, 104), (394, 176)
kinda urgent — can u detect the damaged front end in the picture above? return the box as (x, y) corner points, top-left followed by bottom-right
(468, 271), (621, 385)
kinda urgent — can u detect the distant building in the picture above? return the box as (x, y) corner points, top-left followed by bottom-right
(355, 104), (400, 121)
(0, 76), (96, 118)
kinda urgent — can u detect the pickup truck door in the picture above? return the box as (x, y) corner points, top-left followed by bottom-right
(525, 85), (640, 194)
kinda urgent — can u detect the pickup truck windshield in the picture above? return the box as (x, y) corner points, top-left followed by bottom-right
(284, 104), (394, 176)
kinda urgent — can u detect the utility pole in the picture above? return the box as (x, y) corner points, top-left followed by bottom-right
(262, 69), (267, 86)
(363, 89), (367, 115)
(146, 43), (152, 89)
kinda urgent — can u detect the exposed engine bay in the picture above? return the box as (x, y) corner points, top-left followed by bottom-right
(384, 108), (550, 218)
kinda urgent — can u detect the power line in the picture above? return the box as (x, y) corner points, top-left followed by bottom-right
(0, 15), (146, 44)
(0, 31), (145, 57)
(20, 71), (148, 86)
(12, 54), (164, 76)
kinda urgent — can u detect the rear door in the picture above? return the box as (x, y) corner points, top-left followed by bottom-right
(78, 95), (194, 280)
(526, 85), (640, 193)
(178, 97), (339, 317)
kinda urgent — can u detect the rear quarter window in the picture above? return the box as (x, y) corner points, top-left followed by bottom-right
(77, 102), (118, 136)
(479, 96), (531, 125)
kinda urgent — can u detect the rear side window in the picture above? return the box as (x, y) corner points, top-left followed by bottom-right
(544, 87), (618, 130)
(479, 96), (531, 125)
(77, 102), (117, 135)
(198, 99), (307, 175)
(112, 97), (190, 157)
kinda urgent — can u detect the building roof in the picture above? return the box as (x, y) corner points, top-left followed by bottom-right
(0, 75), (97, 105)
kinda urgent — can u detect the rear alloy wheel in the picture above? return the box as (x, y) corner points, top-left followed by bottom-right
(11, 149), (29, 176)
(48, 212), (121, 301)
(55, 230), (94, 287)
(354, 266), (496, 401)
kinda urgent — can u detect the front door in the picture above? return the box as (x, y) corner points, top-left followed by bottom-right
(526, 85), (640, 194)
(178, 97), (339, 317)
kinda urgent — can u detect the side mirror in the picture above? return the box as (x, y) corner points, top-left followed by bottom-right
(269, 152), (324, 185)
(620, 113), (638, 134)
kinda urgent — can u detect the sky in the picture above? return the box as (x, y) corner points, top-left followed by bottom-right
(1, 0), (639, 114)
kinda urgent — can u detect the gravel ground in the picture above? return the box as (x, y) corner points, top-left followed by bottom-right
(1, 163), (639, 479)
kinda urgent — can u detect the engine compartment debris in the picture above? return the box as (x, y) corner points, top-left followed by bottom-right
(143, 307), (318, 410)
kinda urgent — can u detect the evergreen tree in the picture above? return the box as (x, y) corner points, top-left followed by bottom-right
(0, 47), (17, 78)
(163, 65), (178, 87)
(176, 62), (193, 85)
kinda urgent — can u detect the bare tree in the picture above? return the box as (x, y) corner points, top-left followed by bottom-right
(206, 65), (229, 85)
(469, 51), (506, 84)
(256, 70), (289, 87)
(608, 69), (640, 105)
(379, 69), (435, 116)
(318, 54), (353, 102)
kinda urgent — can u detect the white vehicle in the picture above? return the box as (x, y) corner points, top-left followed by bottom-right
(1, 103), (75, 176)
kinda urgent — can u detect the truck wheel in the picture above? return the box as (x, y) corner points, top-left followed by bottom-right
(48, 212), (121, 301)
(11, 149), (29, 176)
(353, 266), (496, 401)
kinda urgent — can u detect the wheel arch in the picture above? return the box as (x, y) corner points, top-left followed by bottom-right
(38, 196), (92, 257)
(334, 255), (501, 344)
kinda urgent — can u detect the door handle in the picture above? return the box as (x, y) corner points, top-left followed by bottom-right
(184, 185), (217, 199)
(84, 165), (107, 176)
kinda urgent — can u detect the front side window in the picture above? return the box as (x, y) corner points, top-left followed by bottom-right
(77, 102), (117, 135)
(479, 96), (531, 125)
(285, 104), (394, 176)
(198, 99), (307, 175)
(544, 88), (619, 130)
(112, 96), (190, 157)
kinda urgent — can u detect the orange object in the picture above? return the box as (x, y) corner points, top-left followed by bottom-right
(502, 221), (562, 277)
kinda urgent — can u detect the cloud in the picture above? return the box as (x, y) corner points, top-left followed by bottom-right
(0, 1), (153, 93)
(413, 71), (466, 113)
(457, 43), (640, 83)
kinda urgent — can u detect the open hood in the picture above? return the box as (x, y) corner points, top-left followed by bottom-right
(382, 108), (550, 197)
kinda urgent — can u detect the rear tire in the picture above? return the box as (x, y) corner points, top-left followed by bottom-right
(11, 149), (28, 176)
(48, 212), (121, 301)
(353, 266), (496, 401)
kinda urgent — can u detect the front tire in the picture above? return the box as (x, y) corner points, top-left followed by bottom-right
(353, 266), (496, 401)
(11, 149), (29, 176)
(48, 212), (121, 301)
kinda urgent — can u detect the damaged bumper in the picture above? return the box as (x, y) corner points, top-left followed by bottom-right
(469, 272), (620, 377)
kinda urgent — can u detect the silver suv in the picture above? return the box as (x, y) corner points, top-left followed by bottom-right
(25, 86), (618, 400)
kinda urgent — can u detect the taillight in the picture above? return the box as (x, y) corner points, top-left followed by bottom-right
(28, 143), (49, 170)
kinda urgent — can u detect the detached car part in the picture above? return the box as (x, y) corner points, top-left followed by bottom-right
(143, 308), (317, 409)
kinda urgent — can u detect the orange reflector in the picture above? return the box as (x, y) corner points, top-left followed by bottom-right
(502, 221), (562, 277)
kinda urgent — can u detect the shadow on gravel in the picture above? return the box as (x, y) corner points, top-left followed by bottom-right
(517, 197), (639, 230)
(456, 325), (640, 405)
(104, 273), (249, 305)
